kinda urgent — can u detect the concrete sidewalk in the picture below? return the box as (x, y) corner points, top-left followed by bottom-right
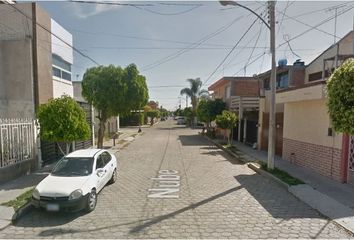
(0, 127), (142, 230)
(229, 141), (354, 234)
(231, 141), (354, 210)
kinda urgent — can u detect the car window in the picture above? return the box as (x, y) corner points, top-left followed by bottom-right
(52, 157), (93, 176)
(96, 156), (105, 169)
(102, 152), (112, 165)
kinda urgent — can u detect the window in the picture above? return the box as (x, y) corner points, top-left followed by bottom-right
(96, 157), (105, 169)
(52, 54), (72, 81)
(263, 78), (270, 90)
(308, 69), (334, 82)
(52, 66), (72, 81)
(52, 67), (61, 78)
(277, 73), (289, 89)
(101, 152), (112, 164)
(52, 54), (71, 72)
(61, 71), (71, 81)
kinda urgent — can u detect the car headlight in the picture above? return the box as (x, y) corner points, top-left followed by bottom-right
(32, 188), (40, 200)
(69, 189), (83, 200)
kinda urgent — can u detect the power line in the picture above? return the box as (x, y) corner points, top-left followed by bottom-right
(282, 2), (350, 20)
(243, 19), (264, 75)
(72, 29), (235, 48)
(276, 4), (354, 40)
(140, 15), (245, 71)
(232, 51), (267, 76)
(140, 5), (264, 72)
(88, 46), (316, 50)
(9, 4), (101, 66)
(277, 4), (354, 48)
(203, 17), (259, 86)
(283, 34), (302, 59)
(69, 0), (153, 7)
(276, 0), (293, 35)
(70, 0), (202, 16)
(132, 4), (202, 16)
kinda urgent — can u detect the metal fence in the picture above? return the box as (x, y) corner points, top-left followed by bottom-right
(0, 118), (35, 168)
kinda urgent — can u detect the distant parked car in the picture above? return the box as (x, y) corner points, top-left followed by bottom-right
(177, 117), (186, 125)
(32, 149), (118, 213)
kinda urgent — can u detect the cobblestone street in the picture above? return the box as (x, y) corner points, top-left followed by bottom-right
(0, 120), (351, 239)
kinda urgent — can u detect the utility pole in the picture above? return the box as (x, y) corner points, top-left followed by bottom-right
(267, 1), (276, 170)
(218, 0), (275, 169)
(186, 96), (188, 108)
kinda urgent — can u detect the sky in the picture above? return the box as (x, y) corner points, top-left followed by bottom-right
(34, 0), (354, 110)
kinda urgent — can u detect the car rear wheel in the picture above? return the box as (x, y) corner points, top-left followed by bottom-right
(109, 168), (117, 184)
(85, 189), (97, 213)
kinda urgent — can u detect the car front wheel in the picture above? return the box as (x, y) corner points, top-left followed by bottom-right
(85, 189), (97, 213)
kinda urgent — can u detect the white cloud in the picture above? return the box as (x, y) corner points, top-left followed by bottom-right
(72, 3), (121, 19)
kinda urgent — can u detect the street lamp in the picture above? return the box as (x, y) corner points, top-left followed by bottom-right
(219, 1), (276, 169)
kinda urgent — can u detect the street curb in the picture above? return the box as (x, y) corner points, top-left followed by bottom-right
(247, 162), (290, 190)
(201, 134), (246, 163)
(201, 133), (354, 235)
(11, 201), (33, 223)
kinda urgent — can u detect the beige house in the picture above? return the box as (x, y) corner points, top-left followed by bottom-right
(276, 31), (354, 184)
(257, 64), (306, 155)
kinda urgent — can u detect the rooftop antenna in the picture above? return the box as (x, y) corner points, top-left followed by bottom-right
(326, 3), (348, 44)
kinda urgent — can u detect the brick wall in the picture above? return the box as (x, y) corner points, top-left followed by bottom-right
(234, 80), (259, 97)
(291, 67), (305, 87)
(283, 138), (342, 182)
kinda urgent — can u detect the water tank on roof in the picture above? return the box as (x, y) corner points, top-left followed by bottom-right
(278, 59), (287, 67)
(293, 59), (305, 66)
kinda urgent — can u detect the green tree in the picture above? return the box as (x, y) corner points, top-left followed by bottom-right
(82, 64), (148, 148)
(147, 110), (160, 126)
(180, 78), (209, 126)
(327, 58), (354, 135)
(37, 96), (91, 154)
(197, 99), (226, 131)
(215, 110), (238, 145)
(174, 108), (184, 117)
(183, 107), (193, 126)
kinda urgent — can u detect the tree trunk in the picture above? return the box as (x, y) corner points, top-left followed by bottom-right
(97, 118), (106, 149)
(230, 128), (234, 145)
(65, 142), (70, 155)
(227, 129), (231, 145)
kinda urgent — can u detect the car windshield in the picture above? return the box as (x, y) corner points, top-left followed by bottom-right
(51, 157), (94, 177)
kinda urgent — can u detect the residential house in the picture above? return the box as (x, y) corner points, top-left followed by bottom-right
(147, 100), (159, 110)
(0, 3), (91, 183)
(277, 31), (354, 184)
(257, 62), (306, 155)
(208, 77), (260, 145)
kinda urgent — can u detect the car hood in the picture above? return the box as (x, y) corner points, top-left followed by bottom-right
(36, 175), (89, 197)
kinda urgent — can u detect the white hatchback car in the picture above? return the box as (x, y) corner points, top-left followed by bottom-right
(32, 149), (117, 212)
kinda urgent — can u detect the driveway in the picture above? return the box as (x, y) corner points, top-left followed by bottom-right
(0, 120), (351, 239)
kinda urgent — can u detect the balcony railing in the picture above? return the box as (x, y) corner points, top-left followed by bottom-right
(230, 96), (260, 112)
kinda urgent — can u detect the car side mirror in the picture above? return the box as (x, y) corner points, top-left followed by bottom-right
(96, 169), (104, 177)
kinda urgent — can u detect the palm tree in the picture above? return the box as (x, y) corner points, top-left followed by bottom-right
(180, 78), (209, 126)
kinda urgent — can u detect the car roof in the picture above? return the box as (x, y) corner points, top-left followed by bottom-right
(66, 149), (103, 158)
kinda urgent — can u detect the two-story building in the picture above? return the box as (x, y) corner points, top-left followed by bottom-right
(0, 3), (91, 183)
(257, 62), (306, 155)
(277, 31), (354, 184)
(208, 76), (260, 145)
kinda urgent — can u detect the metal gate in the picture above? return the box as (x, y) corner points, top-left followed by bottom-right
(348, 136), (354, 185)
(0, 118), (35, 167)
